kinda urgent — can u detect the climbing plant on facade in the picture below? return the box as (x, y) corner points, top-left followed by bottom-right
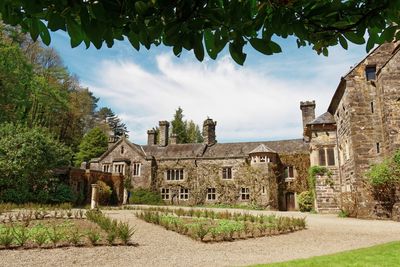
(1, 1), (400, 65)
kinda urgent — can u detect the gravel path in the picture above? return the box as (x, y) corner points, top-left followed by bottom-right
(1, 206), (400, 267)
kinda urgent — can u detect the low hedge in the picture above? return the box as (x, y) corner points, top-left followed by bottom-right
(129, 189), (164, 205)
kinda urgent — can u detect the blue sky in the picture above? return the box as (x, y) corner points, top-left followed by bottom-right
(49, 31), (367, 145)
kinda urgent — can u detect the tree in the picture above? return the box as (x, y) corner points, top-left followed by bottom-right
(1, 1), (400, 65)
(171, 107), (188, 144)
(94, 107), (128, 137)
(75, 127), (108, 166)
(186, 120), (204, 143)
(0, 123), (73, 203)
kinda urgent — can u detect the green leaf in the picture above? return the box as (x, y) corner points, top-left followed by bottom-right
(250, 38), (272, 55)
(229, 42), (246, 65)
(193, 38), (204, 61)
(29, 18), (40, 41)
(47, 12), (66, 31)
(366, 37), (375, 53)
(38, 20), (51, 45)
(135, 1), (148, 15)
(173, 45), (182, 57)
(338, 35), (348, 50)
(204, 29), (217, 59)
(66, 18), (84, 47)
(127, 32), (140, 51)
(322, 47), (328, 56)
(344, 31), (365, 45)
(249, 38), (282, 55)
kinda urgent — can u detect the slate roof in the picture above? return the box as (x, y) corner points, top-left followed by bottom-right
(249, 144), (276, 154)
(95, 137), (308, 161)
(142, 143), (206, 159)
(201, 139), (308, 158)
(307, 112), (335, 125)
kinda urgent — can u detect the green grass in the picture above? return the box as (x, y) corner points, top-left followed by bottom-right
(253, 242), (400, 267)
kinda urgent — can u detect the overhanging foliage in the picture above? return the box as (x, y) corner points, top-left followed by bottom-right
(1, 1), (400, 65)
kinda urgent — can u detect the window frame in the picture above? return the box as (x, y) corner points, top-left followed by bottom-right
(179, 188), (189, 200)
(132, 163), (141, 176)
(222, 167), (233, 179)
(161, 188), (170, 200)
(166, 169), (184, 181)
(240, 187), (250, 200)
(207, 188), (216, 201)
(365, 65), (376, 81)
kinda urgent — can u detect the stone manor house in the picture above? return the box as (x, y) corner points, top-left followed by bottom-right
(86, 42), (400, 217)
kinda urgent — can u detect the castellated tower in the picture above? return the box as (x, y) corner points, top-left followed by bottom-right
(203, 118), (217, 146)
(300, 100), (316, 141)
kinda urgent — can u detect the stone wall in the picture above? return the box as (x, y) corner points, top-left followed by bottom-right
(334, 43), (399, 217)
(154, 158), (278, 208)
(93, 138), (152, 189)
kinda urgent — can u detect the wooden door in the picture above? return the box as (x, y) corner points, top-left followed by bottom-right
(286, 192), (295, 211)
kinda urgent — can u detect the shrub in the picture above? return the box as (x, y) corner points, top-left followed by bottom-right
(32, 228), (48, 247)
(338, 209), (350, 218)
(117, 222), (135, 245)
(0, 226), (14, 248)
(0, 123), (72, 204)
(193, 223), (208, 241)
(68, 228), (82, 246)
(130, 188), (163, 205)
(106, 229), (118, 245)
(12, 225), (30, 246)
(97, 181), (112, 205)
(297, 191), (314, 212)
(87, 229), (101, 245)
(47, 225), (64, 247)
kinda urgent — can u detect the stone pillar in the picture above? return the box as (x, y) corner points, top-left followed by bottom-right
(123, 188), (128, 205)
(147, 129), (156, 145)
(159, 121), (169, 147)
(91, 184), (99, 209)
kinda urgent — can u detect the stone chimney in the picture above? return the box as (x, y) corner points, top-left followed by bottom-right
(159, 121), (169, 146)
(203, 118), (217, 146)
(300, 100), (316, 141)
(108, 130), (119, 149)
(147, 129), (156, 146)
(170, 133), (177, 145)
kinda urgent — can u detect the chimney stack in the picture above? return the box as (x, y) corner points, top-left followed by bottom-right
(170, 133), (177, 145)
(300, 100), (316, 141)
(159, 121), (170, 146)
(147, 129), (156, 146)
(203, 118), (217, 146)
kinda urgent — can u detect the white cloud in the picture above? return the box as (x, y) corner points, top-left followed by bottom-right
(87, 46), (365, 145)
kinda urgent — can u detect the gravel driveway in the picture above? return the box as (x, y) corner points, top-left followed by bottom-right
(1, 206), (400, 267)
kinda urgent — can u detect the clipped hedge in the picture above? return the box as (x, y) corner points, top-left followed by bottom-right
(130, 189), (163, 205)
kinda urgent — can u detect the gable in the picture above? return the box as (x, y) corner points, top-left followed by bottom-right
(97, 137), (146, 163)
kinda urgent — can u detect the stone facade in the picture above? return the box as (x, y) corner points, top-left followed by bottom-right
(89, 119), (310, 210)
(306, 41), (400, 217)
(86, 41), (400, 216)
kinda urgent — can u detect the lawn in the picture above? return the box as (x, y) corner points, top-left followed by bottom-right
(254, 241), (400, 267)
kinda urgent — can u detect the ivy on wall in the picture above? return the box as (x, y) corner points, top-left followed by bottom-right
(153, 159), (279, 208)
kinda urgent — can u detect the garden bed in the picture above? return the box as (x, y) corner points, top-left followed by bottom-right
(136, 207), (306, 242)
(0, 209), (136, 249)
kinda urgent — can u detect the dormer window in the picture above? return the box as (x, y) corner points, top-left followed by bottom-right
(365, 66), (376, 81)
(260, 156), (266, 162)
